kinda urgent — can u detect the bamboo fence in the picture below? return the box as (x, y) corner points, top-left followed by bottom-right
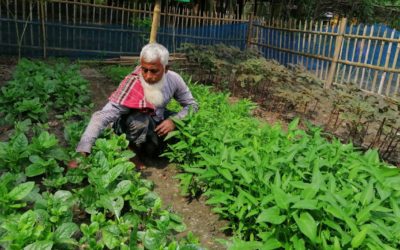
(1, 0), (399, 97)
(249, 18), (400, 97)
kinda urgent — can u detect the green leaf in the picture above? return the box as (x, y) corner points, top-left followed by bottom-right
(271, 185), (288, 210)
(102, 229), (120, 249)
(25, 164), (46, 177)
(292, 199), (318, 210)
(256, 206), (286, 224)
(237, 165), (253, 184)
(8, 181), (35, 200)
(113, 180), (132, 196)
(359, 179), (375, 205)
(351, 226), (369, 248)
(143, 229), (163, 249)
(98, 196), (124, 219)
(101, 164), (125, 188)
(24, 241), (53, 250)
(261, 238), (282, 249)
(217, 168), (233, 182)
(13, 133), (29, 150)
(294, 212), (318, 243)
(54, 222), (79, 241)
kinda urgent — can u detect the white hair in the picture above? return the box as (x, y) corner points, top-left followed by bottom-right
(140, 43), (169, 66)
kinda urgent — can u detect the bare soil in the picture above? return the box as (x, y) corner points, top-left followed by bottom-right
(80, 66), (230, 250)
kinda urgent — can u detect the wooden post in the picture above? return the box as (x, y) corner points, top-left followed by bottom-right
(325, 17), (347, 89)
(246, 13), (254, 49)
(149, 0), (161, 43)
(39, 0), (47, 58)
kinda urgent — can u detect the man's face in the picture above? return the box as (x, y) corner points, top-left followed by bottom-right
(140, 58), (165, 84)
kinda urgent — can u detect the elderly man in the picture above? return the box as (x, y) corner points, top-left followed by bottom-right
(75, 43), (198, 167)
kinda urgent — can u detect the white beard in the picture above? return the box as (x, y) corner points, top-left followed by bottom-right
(140, 74), (165, 107)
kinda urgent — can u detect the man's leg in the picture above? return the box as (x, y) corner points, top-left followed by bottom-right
(113, 110), (162, 158)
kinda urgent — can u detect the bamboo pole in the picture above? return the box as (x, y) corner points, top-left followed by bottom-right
(73, 0), (76, 49)
(347, 24), (361, 83)
(311, 20), (318, 75)
(40, 0), (47, 58)
(326, 23), (335, 80)
(278, 19), (282, 63)
(296, 20), (300, 65)
(149, 0), (161, 43)
(360, 26), (374, 88)
(301, 20), (307, 67)
(394, 73), (400, 97)
(305, 20), (313, 71)
(340, 23), (352, 84)
(354, 25), (368, 87)
(246, 13), (254, 49)
(378, 29), (396, 94)
(325, 18), (347, 88)
(316, 21), (323, 78)
(119, 1), (125, 52)
(29, 1), (33, 47)
(372, 29), (387, 92)
(386, 38), (400, 96)
(267, 18), (271, 59)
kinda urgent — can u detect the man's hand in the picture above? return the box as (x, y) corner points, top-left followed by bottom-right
(155, 119), (175, 137)
(67, 152), (87, 169)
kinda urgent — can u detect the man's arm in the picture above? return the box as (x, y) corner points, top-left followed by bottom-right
(155, 73), (198, 137)
(171, 73), (198, 119)
(76, 102), (130, 154)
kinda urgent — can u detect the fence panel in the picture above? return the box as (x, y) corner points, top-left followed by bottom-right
(250, 18), (400, 97)
(0, 0), (248, 58)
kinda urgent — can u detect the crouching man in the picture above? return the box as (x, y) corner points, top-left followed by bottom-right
(74, 43), (198, 168)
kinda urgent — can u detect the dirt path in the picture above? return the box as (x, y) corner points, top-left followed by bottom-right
(80, 67), (229, 250)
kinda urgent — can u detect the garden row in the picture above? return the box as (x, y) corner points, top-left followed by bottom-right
(0, 59), (202, 249)
(104, 64), (400, 249)
(164, 83), (400, 249)
(177, 43), (400, 164)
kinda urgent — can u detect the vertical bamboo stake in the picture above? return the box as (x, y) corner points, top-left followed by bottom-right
(39, 0), (46, 58)
(73, 0), (76, 49)
(149, 0), (161, 43)
(316, 21), (323, 78)
(305, 20), (312, 70)
(367, 25), (382, 89)
(386, 37), (400, 96)
(22, 0), (26, 46)
(266, 18), (271, 59)
(29, 1), (33, 47)
(310, 20), (318, 74)
(6, 0), (10, 45)
(395, 74), (400, 97)
(246, 13), (254, 49)
(301, 20), (308, 67)
(79, 1), (82, 50)
(378, 29), (396, 94)
(325, 23), (336, 80)
(119, 1), (125, 52)
(360, 26), (374, 88)
(296, 20), (301, 65)
(354, 25), (368, 86)
(340, 23), (352, 84)
(347, 24), (361, 83)
(372, 30), (387, 92)
(277, 19), (281, 63)
(326, 18), (347, 89)
(319, 21), (327, 79)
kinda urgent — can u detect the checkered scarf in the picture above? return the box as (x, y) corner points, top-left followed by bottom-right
(108, 68), (155, 111)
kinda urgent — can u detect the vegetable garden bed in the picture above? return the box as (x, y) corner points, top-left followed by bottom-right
(1, 57), (400, 250)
